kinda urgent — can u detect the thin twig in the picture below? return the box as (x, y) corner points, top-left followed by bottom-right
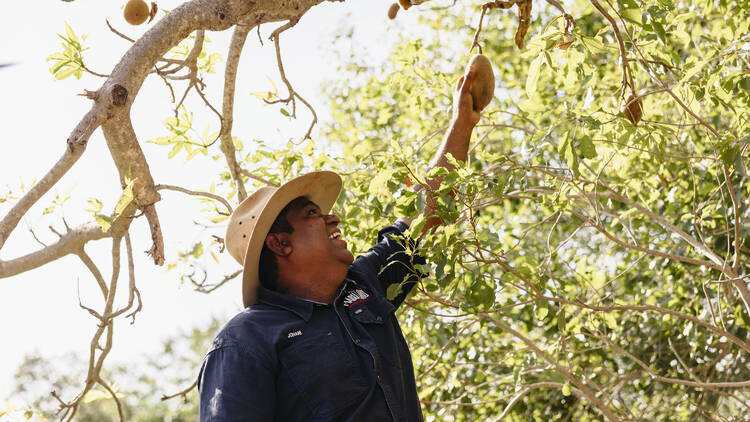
(155, 184), (233, 214)
(240, 168), (279, 187)
(105, 19), (135, 43)
(161, 380), (198, 402)
(267, 19), (318, 139)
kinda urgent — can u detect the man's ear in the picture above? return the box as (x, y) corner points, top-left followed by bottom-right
(265, 233), (292, 257)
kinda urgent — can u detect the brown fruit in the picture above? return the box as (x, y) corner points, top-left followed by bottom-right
(554, 34), (574, 50)
(387, 3), (400, 19)
(466, 54), (495, 112)
(398, 0), (412, 10)
(124, 0), (149, 25)
(623, 94), (643, 125)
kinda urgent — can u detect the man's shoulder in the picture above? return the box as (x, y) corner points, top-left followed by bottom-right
(208, 305), (291, 357)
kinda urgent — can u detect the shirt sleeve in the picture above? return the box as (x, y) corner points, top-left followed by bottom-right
(197, 341), (275, 421)
(351, 221), (427, 308)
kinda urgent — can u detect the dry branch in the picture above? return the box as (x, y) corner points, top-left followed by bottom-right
(267, 19), (318, 139)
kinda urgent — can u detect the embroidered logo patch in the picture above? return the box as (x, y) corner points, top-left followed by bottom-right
(287, 330), (302, 338)
(343, 289), (370, 307)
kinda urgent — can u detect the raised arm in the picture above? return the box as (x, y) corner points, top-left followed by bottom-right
(398, 67), (481, 233)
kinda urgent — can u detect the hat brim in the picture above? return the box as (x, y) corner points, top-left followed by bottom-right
(240, 171), (342, 307)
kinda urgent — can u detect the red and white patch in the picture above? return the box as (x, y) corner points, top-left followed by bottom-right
(342, 289), (370, 307)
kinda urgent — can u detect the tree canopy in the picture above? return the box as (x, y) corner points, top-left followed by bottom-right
(2, 0), (749, 420)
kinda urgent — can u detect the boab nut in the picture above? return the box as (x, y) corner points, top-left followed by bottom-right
(124, 0), (150, 25)
(623, 94), (643, 125)
(388, 3), (400, 19)
(466, 54), (495, 112)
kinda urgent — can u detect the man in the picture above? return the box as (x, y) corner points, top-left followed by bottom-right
(197, 67), (480, 421)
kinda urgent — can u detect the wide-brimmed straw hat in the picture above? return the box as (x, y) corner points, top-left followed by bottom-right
(225, 171), (342, 307)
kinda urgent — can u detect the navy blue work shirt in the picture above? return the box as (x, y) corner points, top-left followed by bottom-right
(198, 221), (426, 421)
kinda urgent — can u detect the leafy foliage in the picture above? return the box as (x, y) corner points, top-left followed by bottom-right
(46, 23), (90, 81)
(319, 0), (750, 420)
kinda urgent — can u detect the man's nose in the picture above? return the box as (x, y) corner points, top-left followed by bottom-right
(325, 213), (340, 225)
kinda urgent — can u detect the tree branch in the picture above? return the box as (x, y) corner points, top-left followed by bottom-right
(267, 18), (318, 139)
(155, 184), (232, 215)
(486, 315), (621, 421)
(0, 222), (109, 278)
(219, 17), (256, 201)
(0, 105), (108, 251)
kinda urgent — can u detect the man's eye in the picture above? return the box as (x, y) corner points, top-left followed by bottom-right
(308, 209), (317, 215)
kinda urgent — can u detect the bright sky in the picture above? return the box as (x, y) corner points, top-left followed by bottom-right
(0, 0), (425, 403)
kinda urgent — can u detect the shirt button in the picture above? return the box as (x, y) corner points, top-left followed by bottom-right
(375, 316), (382, 322)
(377, 375), (382, 382)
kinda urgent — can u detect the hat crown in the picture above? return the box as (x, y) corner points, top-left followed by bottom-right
(226, 186), (276, 265)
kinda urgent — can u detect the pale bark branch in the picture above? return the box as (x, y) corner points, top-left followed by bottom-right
(0, 223), (109, 278)
(155, 184), (233, 215)
(77, 247), (109, 298)
(0, 106), (107, 251)
(219, 17), (255, 201)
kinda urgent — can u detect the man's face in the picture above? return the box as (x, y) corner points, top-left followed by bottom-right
(283, 198), (354, 272)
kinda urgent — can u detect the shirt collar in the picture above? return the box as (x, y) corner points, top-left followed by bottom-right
(257, 286), (316, 321)
(256, 279), (359, 320)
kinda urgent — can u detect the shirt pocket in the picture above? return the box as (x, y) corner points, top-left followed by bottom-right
(279, 333), (368, 418)
(351, 297), (405, 371)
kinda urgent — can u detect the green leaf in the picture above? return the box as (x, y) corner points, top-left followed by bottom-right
(369, 168), (395, 197)
(408, 214), (427, 238)
(519, 96), (545, 112)
(603, 312), (618, 330)
(681, 59), (708, 83)
(467, 279), (495, 309)
(579, 36), (606, 54)
(560, 133), (580, 177)
(386, 283), (402, 301)
(86, 198), (103, 214)
(113, 178), (137, 218)
(54, 66), (77, 80)
(578, 137), (597, 159)
(562, 382), (572, 396)
(280, 108), (290, 116)
(656, 0), (673, 9)
(720, 146), (739, 169)
(191, 242), (204, 259)
(652, 20), (668, 44)
(621, 9), (642, 25)
(526, 54), (544, 98)
(535, 301), (549, 319)
(94, 214), (115, 232)
(168, 142), (183, 159)
(557, 307), (566, 332)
